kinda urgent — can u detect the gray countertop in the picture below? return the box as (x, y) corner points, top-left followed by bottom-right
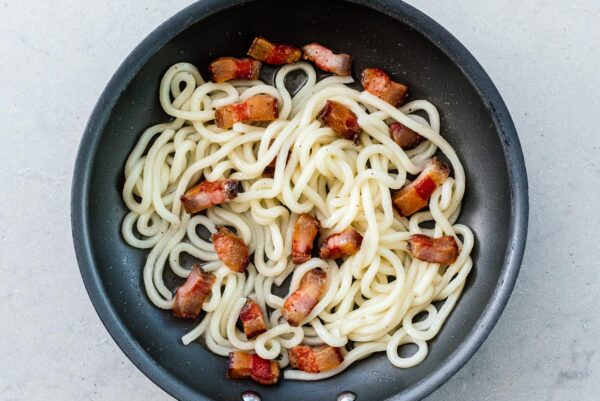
(1, 0), (598, 400)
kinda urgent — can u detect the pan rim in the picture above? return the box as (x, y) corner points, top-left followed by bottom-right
(70, 1), (529, 400)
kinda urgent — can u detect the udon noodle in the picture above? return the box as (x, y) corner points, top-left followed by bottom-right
(121, 61), (474, 380)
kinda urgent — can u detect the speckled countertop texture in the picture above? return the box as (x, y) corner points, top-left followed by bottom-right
(1, 0), (599, 400)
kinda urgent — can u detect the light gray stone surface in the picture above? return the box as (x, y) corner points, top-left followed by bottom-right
(0, 1), (598, 400)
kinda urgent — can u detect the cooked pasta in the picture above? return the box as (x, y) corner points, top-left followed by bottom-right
(121, 60), (474, 381)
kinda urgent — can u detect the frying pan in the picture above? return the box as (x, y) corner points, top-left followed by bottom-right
(71, 0), (528, 400)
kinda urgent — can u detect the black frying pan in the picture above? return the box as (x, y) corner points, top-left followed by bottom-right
(71, 1), (528, 400)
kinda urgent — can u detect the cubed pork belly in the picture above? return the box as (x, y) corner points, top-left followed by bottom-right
(180, 179), (240, 214)
(302, 43), (352, 76)
(292, 214), (321, 264)
(240, 299), (267, 339)
(361, 67), (408, 107)
(317, 100), (360, 143)
(215, 94), (279, 129)
(282, 268), (327, 326)
(391, 158), (450, 216)
(208, 57), (261, 83)
(172, 264), (215, 319)
(227, 351), (280, 385)
(289, 344), (344, 373)
(319, 228), (363, 260)
(247, 36), (302, 65)
(390, 121), (425, 150)
(212, 226), (250, 273)
(408, 234), (459, 264)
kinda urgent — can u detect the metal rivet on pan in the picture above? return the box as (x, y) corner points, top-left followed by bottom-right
(337, 391), (356, 401)
(241, 390), (261, 401)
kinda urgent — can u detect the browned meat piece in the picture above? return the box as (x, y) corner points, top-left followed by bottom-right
(317, 100), (360, 143)
(262, 143), (290, 178)
(227, 351), (252, 379)
(180, 179), (240, 214)
(282, 268), (327, 326)
(208, 57), (261, 83)
(227, 351), (280, 385)
(211, 227), (250, 273)
(215, 94), (279, 129)
(292, 214), (321, 264)
(390, 121), (426, 150)
(319, 228), (363, 260)
(361, 67), (408, 107)
(289, 344), (344, 373)
(391, 158), (450, 216)
(408, 234), (459, 264)
(247, 36), (302, 65)
(262, 156), (277, 178)
(172, 264), (215, 319)
(302, 43), (352, 76)
(239, 299), (267, 339)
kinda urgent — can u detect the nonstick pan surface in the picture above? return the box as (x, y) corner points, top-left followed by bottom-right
(71, 1), (528, 400)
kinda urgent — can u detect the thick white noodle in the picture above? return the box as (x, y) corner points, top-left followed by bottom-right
(121, 61), (475, 380)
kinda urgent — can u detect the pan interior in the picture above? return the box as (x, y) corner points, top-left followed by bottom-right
(83, 1), (513, 400)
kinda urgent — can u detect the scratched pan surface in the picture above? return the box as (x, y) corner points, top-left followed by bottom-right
(71, 1), (528, 400)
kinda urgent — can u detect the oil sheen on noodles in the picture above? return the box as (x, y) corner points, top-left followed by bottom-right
(121, 61), (474, 380)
